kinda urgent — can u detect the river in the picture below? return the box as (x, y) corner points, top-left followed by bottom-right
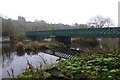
(1, 43), (61, 78)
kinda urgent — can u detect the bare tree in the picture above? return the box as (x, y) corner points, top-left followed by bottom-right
(88, 15), (114, 28)
(88, 15), (116, 49)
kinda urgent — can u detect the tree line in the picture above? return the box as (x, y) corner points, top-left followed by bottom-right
(2, 15), (114, 35)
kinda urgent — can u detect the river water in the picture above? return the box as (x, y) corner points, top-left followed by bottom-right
(1, 43), (60, 78)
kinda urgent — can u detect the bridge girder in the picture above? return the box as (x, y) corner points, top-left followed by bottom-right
(26, 27), (120, 38)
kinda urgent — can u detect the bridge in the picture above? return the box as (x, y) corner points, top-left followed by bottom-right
(26, 27), (119, 38)
(26, 27), (120, 47)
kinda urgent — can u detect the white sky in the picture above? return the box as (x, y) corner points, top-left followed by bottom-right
(0, 0), (119, 26)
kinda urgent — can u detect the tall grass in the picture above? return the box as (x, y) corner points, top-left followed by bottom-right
(16, 41), (67, 54)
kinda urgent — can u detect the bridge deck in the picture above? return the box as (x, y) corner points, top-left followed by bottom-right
(26, 27), (120, 38)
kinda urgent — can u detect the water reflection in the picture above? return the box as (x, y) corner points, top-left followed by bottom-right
(2, 43), (60, 78)
(0, 43), (2, 79)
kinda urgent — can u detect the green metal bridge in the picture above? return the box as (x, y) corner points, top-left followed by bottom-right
(26, 27), (120, 58)
(26, 27), (120, 38)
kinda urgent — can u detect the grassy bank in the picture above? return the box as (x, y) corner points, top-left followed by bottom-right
(16, 41), (67, 53)
(15, 41), (83, 57)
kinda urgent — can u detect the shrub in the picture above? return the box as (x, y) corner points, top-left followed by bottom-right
(73, 38), (99, 49)
(24, 45), (32, 53)
(28, 41), (40, 52)
(16, 42), (25, 52)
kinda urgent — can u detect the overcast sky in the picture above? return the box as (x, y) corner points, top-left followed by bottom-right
(0, 0), (119, 26)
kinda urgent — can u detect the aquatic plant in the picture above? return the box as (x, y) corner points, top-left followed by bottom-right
(7, 68), (14, 78)
(18, 48), (120, 79)
(18, 56), (52, 79)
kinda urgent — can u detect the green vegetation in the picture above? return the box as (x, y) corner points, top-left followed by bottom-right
(53, 49), (119, 79)
(18, 48), (120, 79)
(2, 16), (118, 79)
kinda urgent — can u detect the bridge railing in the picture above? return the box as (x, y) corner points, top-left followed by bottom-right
(26, 27), (120, 38)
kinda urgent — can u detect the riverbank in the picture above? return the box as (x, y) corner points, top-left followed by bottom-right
(2, 41), (119, 79)
(19, 50), (120, 80)
(18, 48), (120, 79)
(15, 41), (83, 56)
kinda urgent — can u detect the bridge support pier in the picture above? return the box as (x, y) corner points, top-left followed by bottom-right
(55, 36), (71, 48)
(28, 36), (41, 41)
